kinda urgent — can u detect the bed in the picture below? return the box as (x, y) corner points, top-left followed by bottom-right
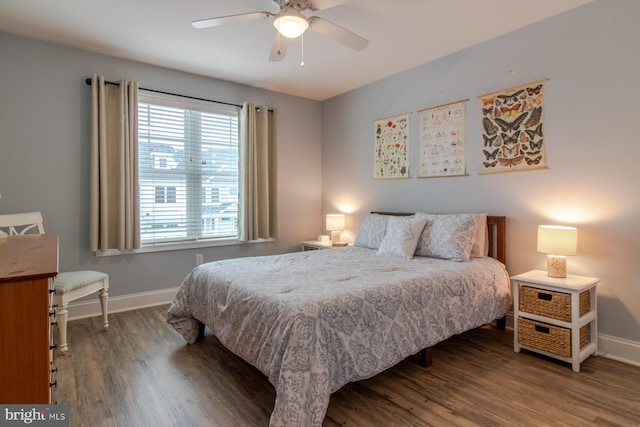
(167, 212), (511, 426)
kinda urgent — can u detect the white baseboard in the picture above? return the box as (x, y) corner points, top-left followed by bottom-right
(68, 291), (640, 367)
(66, 287), (179, 321)
(598, 334), (640, 367)
(505, 312), (515, 329)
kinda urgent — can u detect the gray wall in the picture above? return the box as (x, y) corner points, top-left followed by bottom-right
(0, 32), (323, 298)
(1, 0), (638, 348)
(321, 0), (640, 343)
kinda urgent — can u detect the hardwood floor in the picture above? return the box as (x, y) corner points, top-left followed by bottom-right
(54, 305), (640, 426)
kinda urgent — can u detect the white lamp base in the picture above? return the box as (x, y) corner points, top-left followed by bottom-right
(330, 230), (347, 246)
(547, 255), (567, 278)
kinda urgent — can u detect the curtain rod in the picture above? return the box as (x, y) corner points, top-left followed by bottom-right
(84, 78), (245, 109)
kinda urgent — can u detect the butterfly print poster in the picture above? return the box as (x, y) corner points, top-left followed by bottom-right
(418, 99), (467, 178)
(374, 113), (410, 179)
(479, 79), (547, 173)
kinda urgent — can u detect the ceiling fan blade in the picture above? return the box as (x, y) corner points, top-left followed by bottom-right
(269, 33), (289, 62)
(192, 12), (272, 29)
(308, 16), (369, 51)
(306, 0), (353, 11)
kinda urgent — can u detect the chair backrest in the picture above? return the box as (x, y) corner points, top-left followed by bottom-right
(0, 211), (45, 236)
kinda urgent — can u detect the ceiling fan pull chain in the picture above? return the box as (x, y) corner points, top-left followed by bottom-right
(300, 34), (305, 67)
(277, 32), (282, 56)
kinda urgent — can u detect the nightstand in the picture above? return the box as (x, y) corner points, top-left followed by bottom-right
(301, 240), (346, 251)
(512, 269), (598, 372)
(301, 240), (333, 251)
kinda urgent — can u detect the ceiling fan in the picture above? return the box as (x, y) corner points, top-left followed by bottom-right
(192, 0), (369, 62)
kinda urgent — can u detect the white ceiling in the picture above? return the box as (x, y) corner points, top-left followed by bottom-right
(0, 0), (592, 101)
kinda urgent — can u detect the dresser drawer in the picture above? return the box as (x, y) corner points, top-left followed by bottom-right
(518, 317), (588, 357)
(518, 285), (590, 322)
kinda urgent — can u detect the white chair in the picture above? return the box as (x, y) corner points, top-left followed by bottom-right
(0, 211), (109, 354)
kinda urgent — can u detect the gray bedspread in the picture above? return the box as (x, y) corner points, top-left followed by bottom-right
(167, 246), (511, 426)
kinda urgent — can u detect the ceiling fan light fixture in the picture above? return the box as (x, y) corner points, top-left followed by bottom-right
(273, 8), (309, 38)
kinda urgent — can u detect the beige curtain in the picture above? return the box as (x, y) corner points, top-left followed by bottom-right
(239, 103), (278, 241)
(89, 73), (140, 251)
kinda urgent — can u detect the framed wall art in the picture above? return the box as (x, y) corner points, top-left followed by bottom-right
(418, 99), (467, 178)
(374, 112), (410, 179)
(478, 79), (547, 174)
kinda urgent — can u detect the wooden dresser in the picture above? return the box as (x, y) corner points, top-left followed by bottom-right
(0, 233), (58, 403)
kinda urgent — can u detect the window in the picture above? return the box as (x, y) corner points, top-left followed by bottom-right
(206, 187), (220, 204)
(155, 186), (176, 204)
(138, 91), (240, 246)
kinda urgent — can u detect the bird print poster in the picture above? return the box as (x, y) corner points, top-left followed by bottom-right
(479, 79), (547, 174)
(374, 113), (410, 179)
(418, 100), (467, 178)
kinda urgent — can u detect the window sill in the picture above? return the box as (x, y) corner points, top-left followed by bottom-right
(96, 237), (275, 257)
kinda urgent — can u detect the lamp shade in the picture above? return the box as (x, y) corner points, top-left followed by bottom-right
(537, 225), (578, 256)
(273, 9), (309, 38)
(326, 214), (345, 232)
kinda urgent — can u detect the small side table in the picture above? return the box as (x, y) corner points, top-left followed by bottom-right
(512, 269), (598, 372)
(301, 240), (350, 251)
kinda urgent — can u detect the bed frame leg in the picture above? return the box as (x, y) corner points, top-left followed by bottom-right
(419, 347), (433, 367)
(197, 321), (205, 340)
(496, 316), (506, 330)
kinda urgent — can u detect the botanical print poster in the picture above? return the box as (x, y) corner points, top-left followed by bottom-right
(374, 113), (410, 179)
(479, 79), (547, 174)
(418, 100), (467, 177)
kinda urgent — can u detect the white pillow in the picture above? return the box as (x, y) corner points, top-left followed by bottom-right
(414, 213), (482, 262)
(377, 216), (428, 259)
(354, 213), (391, 250)
(470, 214), (489, 257)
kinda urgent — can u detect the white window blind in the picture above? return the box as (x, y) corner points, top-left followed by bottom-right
(138, 91), (240, 246)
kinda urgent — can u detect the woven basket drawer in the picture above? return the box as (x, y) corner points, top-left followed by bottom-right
(518, 317), (588, 357)
(519, 285), (590, 322)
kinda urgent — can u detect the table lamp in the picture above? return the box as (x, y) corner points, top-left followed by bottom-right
(537, 225), (578, 278)
(326, 214), (347, 246)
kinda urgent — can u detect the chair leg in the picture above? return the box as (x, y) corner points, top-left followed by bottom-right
(100, 286), (109, 331)
(57, 305), (69, 354)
